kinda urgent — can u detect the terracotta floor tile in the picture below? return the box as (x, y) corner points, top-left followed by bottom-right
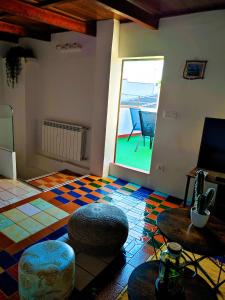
(146, 213), (157, 221)
(60, 202), (80, 213)
(41, 191), (57, 200)
(142, 244), (155, 256)
(73, 189), (87, 196)
(62, 193), (76, 201)
(45, 184), (54, 188)
(79, 179), (91, 185)
(28, 227), (53, 244)
(110, 183), (122, 189)
(0, 232), (14, 250)
(0, 290), (7, 300)
(155, 207), (164, 213)
(145, 199), (160, 207)
(57, 186), (70, 193)
(101, 187), (112, 193)
(162, 201), (178, 208)
(48, 199), (63, 207)
(7, 263), (18, 281)
(89, 175), (101, 180)
(9, 292), (20, 300)
(85, 185), (96, 191)
(68, 182), (81, 189)
(101, 177), (114, 182)
(6, 237), (34, 255)
(90, 191), (104, 198)
(144, 223), (157, 232)
(151, 194), (166, 201)
(93, 181), (105, 187)
(154, 234), (165, 244)
(49, 216), (70, 230)
(80, 196), (94, 204)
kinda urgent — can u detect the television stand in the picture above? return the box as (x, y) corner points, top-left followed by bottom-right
(215, 176), (225, 183)
(184, 168), (225, 219)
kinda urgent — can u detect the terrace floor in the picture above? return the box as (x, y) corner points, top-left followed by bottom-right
(115, 135), (153, 172)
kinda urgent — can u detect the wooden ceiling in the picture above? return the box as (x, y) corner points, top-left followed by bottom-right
(0, 0), (225, 43)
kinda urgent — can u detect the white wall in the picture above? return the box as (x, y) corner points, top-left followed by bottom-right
(111, 10), (225, 198)
(0, 107), (14, 150)
(102, 20), (122, 176)
(90, 20), (121, 176)
(0, 32), (96, 178)
(0, 23), (118, 179)
(20, 31), (96, 175)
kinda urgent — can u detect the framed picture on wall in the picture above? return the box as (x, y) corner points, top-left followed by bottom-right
(183, 60), (207, 80)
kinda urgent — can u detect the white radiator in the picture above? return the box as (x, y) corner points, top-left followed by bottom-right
(42, 120), (87, 162)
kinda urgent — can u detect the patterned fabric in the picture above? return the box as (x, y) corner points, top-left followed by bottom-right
(19, 241), (75, 300)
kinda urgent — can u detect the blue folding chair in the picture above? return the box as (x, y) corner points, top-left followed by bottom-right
(127, 108), (141, 141)
(135, 111), (156, 151)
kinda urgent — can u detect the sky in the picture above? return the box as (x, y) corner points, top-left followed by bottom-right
(123, 59), (164, 83)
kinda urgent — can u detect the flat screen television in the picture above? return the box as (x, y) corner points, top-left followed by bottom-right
(197, 117), (225, 173)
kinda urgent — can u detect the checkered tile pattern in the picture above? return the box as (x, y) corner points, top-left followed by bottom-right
(0, 174), (180, 299)
(27, 172), (79, 191)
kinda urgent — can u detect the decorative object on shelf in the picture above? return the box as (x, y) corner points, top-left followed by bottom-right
(155, 242), (186, 299)
(5, 46), (34, 88)
(56, 42), (82, 52)
(183, 60), (207, 80)
(191, 169), (215, 228)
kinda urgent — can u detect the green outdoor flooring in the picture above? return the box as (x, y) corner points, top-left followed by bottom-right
(115, 135), (153, 171)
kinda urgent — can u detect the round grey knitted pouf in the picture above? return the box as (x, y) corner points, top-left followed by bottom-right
(68, 203), (129, 256)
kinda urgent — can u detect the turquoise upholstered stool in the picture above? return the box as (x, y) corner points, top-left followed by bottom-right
(18, 240), (75, 300)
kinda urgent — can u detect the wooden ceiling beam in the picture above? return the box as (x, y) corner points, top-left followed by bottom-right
(0, 0), (96, 36)
(0, 20), (51, 41)
(97, 0), (159, 29)
(0, 20), (27, 36)
(37, 0), (75, 6)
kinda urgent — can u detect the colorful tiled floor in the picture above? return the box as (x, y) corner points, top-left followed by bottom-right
(26, 170), (80, 191)
(0, 174), (181, 299)
(0, 179), (39, 209)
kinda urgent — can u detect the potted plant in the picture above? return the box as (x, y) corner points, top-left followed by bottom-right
(191, 170), (215, 228)
(5, 46), (34, 88)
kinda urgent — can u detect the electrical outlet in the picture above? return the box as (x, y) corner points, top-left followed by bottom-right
(163, 110), (177, 119)
(156, 164), (165, 172)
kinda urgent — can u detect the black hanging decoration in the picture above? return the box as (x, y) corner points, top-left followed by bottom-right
(5, 46), (34, 88)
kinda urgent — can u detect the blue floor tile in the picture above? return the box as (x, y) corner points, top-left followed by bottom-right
(63, 184), (76, 190)
(52, 188), (64, 195)
(55, 196), (69, 204)
(0, 251), (17, 269)
(73, 199), (87, 206)
(0, 272), (18, 296)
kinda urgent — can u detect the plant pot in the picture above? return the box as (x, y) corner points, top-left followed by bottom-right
(190, 207), (210, 228)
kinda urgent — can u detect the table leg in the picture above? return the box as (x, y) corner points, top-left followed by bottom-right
(183, 176), (190, 207)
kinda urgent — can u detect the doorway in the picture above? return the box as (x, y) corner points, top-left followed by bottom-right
(114, 58), (164, 172)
